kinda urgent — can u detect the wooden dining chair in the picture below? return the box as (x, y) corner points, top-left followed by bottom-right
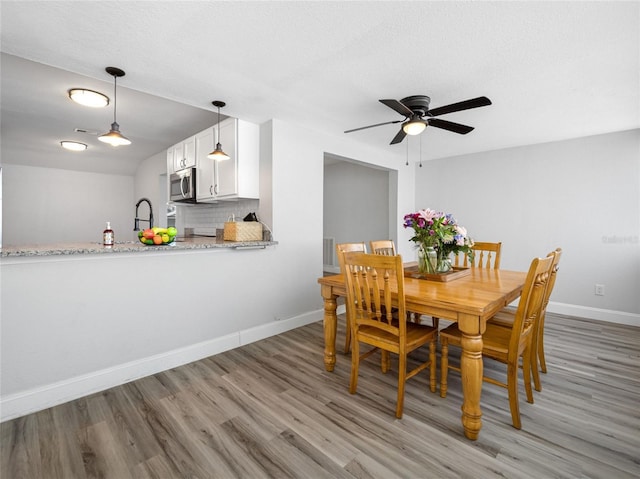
(454, 241), (502, 269)
(339, 251), (438, 418)
(488, 248), (562, 392)
(335, 242), (368, 353)
(369, 239), (396, 256)
(439, 253), (554, 429)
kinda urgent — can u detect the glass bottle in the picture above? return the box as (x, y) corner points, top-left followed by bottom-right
(103, 221), (114, 247)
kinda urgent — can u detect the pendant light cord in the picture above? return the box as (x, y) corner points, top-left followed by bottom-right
(112, 75), (117, 124)
(217, 105), (221, 143)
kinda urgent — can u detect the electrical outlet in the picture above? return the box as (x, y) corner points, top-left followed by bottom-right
(595, 284), (605, 296)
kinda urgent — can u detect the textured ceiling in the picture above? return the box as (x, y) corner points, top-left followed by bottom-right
(1, 1), (638, 175)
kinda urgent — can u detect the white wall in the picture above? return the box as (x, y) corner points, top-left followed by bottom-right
(2, 165), (133, 245)
(415, 129), (640, 323)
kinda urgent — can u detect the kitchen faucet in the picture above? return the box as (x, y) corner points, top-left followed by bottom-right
(133, 198), (154, 231)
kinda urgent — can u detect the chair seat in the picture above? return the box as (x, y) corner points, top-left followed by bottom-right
(487, 308), (517, 328)
(440, 323), (512, 361)
(359, 323), (437, 352)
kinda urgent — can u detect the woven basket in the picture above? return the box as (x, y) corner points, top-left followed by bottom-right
(223, 222), (263, 241)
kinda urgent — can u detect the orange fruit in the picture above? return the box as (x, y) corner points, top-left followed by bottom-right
(153, 235), (163, 245)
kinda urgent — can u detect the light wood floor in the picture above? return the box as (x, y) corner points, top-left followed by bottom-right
(2, 312), (639, 478)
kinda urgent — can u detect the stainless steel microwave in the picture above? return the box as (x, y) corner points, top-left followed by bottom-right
(170, 168), (197, 203)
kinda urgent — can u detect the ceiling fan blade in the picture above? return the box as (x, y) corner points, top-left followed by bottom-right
(428, 96), (492, 117)
(379, 99), (413, 117)
(390, 127), (407, 145)
(344, 119), (403, 134)
(428, 118), (474, 134)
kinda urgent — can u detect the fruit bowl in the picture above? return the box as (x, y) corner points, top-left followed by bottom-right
(138, 227), (178, 246)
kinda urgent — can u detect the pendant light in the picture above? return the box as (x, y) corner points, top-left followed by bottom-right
(208, 100), (230, 161)
(98, 67), (131, 147)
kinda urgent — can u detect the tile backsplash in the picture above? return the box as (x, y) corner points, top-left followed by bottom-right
(175, 199), (260, 236)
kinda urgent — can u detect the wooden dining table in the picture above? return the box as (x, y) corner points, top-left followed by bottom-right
(317, 265), (527, 440)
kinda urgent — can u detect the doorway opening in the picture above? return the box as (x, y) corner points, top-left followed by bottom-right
(322, 153), (398, 273)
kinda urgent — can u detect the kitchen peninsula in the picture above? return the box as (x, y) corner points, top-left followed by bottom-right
(0, 235), (306, 423)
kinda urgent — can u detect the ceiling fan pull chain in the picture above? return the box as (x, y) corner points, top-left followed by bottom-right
(405, 137), (409, 166)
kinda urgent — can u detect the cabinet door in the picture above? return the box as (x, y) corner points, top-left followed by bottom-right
(215, 118), (238, 197)
(183, 135), (196, 169)
(195, 128), (216, 201)
(172, 142), (184, 171)
(173, 136), (196, 171)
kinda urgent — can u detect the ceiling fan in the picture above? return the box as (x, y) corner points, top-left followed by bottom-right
(345, 95), (492, 145)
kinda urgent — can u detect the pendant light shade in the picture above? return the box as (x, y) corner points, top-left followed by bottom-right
(208, 100), (230, 161)
(98, 122), (131, 147)
(98, 67), (131, 147)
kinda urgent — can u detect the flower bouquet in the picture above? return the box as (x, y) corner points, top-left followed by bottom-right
(403, 208), (474, 274)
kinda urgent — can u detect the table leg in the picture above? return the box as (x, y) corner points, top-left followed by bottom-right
(321, 286), (338, 372)
(458, 317), (484, 441)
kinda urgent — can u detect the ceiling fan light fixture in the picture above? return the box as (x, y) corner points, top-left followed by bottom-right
(99, 67), (131, 147)
(98, 122), (131, 146)
(403, 119), (426, 136)
(208, 100), (231, 161)
(60, 140), (88, 151)
(68, 88), (109, 108)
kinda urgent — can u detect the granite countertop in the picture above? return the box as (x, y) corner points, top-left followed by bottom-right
(1, 237), (277, 258)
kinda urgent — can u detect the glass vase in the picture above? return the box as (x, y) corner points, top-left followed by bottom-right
(418, 246), (438, 274)
(437, 250), (452, 273)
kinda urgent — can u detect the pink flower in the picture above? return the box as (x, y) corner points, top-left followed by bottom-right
(418, 208), (439, 222)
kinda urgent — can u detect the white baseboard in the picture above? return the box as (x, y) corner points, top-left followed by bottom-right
(1, 311), (324, 422)
(547, 302), (639, 327)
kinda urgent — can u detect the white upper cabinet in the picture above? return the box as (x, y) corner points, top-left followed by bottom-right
(170, 135), (196, 172)
(192, 118), (260, 202)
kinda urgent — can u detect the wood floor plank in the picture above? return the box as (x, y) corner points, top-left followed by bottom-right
(2, 312), (639, 478)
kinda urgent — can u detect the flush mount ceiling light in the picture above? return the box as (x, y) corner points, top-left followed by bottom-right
(60, 140), (88, 151)
(207, 100), (230, 161)
(68, 88), (109, 108)
(98, 67), (131, 147)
